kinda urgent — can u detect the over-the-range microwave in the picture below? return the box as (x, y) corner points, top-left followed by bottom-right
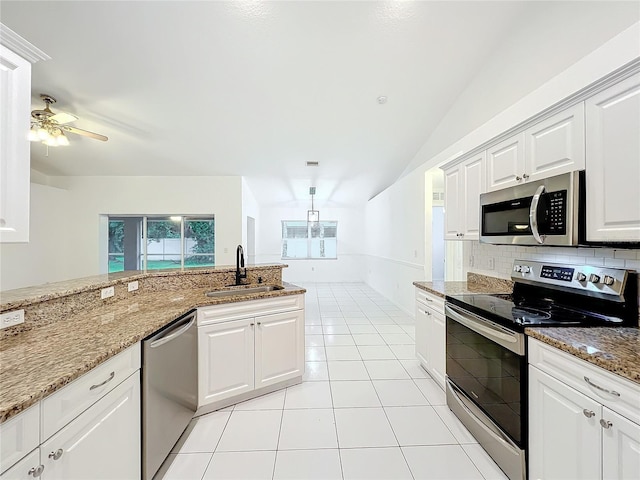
(479, 170), (620, 247)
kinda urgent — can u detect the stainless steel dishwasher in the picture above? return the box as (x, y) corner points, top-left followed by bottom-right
(143, 310), (197, 480)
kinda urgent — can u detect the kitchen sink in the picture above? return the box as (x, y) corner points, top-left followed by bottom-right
(205, 285), (284, 297)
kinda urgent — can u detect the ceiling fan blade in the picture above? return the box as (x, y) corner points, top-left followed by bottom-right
(50, 112), (78, 124)
(63, 125), (108, 141)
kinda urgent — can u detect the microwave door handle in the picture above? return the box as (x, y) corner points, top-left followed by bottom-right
(530, 185), (546, 244)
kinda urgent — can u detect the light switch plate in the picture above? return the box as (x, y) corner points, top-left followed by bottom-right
(1, 309), (25, 329)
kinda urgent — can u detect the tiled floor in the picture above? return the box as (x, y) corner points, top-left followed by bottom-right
(156, 283), (508, 480)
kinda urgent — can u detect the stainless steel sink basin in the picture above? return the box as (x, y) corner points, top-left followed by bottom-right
(205, 285), (284, 298)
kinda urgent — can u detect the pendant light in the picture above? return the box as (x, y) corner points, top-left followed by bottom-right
(307, 187), (319, 224)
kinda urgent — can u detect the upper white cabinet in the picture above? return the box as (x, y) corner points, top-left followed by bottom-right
(585, 73), (640, 243)
(525, 103), (585, 182)
(529, 338), (640, 480)
(0, 25), (49, 243)
(443, 152), (486, 240)
(487, 132), (525, 191)
(487, 104), (585, 192)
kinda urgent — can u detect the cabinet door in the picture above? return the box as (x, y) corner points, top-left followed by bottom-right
(461, 153), (485, 239)
(198, 318), (255, 405)
(40, 372), (140, 480)
(487, 133), (525, 191)
(0, 45), (32, 243)
(585, 73), (640, 242)
(602, 407), (640, 480)
(254, 310), (304, 389)
(414, 303), (429, 369)
(525, 103), (585, 182)
(444, 166), (461, 239)
(529, 366), (601, 480)
(0, 449), (41, 480)
(427, 311), (446, 389)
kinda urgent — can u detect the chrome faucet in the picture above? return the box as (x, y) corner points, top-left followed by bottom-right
(236, 244), (247, 285)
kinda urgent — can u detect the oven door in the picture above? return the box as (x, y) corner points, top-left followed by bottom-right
(445, 303), (527, 480)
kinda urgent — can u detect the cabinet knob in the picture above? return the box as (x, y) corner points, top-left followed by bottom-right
(522, 173), (529, 179)
(28, 466), (45, 477)
(599, 419), (613, 429)
(48, 448), (64, 460)
(583, 409), (595, 418)
(515, 176), (522, 181)
(250, 323), (255, 327)
(257, 322), (262, 326)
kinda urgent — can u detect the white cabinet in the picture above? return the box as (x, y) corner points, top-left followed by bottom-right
(197, 295), (305, 411)
(415, 288), (445, 389)
(585, 73), (640, 243)
(198, 318), (255, 405)
(0, 345), (141, 479)
(0, 25), (48, 243)
(529, 338), (640, 480)
(443, 152), (485, 240)
(487, 133), (525, 191)
(487, 104), (585, 192)
(41, 373), (140, 480)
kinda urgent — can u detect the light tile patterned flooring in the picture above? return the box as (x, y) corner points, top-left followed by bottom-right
(156, 283), (508, 480)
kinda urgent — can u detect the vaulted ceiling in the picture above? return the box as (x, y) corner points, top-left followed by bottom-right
(2, 1), (638, 205)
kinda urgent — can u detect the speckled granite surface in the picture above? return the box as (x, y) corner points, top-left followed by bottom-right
(413, 273), (513, 298)
(525, 327), (640, 385)
(0, 265), (303, 423)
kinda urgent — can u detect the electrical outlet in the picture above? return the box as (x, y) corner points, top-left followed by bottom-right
(101, 286), (115, 299)
(488, 258), (496, 270)
(1, 309), (25, 330)
(128, 281), (139, 292)
(469, 255), (475, 267)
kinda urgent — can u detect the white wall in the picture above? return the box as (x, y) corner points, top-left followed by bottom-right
(0, 183), (73, 291)
(1, 176), (243, 290)
(256, 202), (365, 284)
(364, 167), (426, 314)
(241, 178), (260, 263)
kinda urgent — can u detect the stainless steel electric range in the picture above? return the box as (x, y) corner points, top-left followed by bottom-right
(444, 260), (638, 480)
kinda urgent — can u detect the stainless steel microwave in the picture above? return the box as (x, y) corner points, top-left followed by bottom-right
(480, 171), (581, 246)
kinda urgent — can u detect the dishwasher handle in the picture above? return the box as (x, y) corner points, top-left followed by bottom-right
(149, 313), (196, 349)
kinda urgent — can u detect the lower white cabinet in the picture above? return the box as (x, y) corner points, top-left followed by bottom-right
(198, 297), (305, 409)
(529, 338), (640, 480)
(415, 288), (445, 388)
(0, 345), (141, 480)
(41, 372), (140, 479)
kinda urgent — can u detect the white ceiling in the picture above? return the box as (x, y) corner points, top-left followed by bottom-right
(2, 1), (638, 205)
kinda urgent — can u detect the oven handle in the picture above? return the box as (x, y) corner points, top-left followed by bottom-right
(445, 304), (525, 356)
(529, 184), (546, 244)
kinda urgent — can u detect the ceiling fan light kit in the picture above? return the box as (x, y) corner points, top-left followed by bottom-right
(29, 93), (108, 147)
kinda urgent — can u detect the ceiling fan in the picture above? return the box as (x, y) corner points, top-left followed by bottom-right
(29, 94), (108, 147)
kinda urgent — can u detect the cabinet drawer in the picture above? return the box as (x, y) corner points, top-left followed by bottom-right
(0, 448), (40, 480)
(198, 294), (304, 325)
(415, 289), (444, 314)
(529, 338), (640, 424)
(41, 343), (141, 441)
(0, 405), (39, 475)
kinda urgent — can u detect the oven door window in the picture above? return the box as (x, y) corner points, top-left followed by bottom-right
(446, 317), (525, 446)
(481, 196), (533, 236)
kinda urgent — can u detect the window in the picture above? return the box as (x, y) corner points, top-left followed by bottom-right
(281, 220), (337, 259)
(107, 215), (214, 273)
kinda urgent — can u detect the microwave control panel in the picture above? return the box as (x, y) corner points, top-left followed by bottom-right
(546, 190), (567, 234)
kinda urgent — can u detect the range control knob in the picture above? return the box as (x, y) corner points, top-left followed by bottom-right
(589, 274), (601, 284)
(521, 265), (532, 274)
(603, 275), (615, 286)
(514, 265), (522, 272)
(576, 272), (587, 282)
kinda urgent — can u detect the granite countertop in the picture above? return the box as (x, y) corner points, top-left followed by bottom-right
(0, 282), (305, 423)
(526, 327), (640, 385)
(413, 273), (513, 298)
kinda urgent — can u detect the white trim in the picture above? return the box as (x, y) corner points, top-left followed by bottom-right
(362, 253), (424, 270)
(0, 23), (50, 63)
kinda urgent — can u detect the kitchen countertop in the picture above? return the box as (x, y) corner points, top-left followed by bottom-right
(413, 273), (513, 298)
(526, 326), (640, 385)
(0, 282), (305, 423)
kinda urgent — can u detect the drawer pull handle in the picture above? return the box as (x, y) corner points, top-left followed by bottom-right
(90, 371), (115, 390)
(583, 409), (595, 418)
(600, 419), (613, 429)
(28, 466), (44, 477)
(48, 449), (64, 460)
(584, 376), (620, 397)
